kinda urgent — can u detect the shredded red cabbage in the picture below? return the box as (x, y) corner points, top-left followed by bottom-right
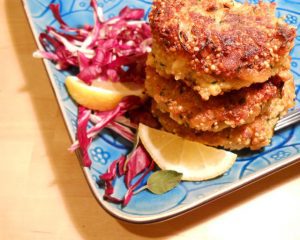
(73, 96), (140, 167)
(69, 115), (136, 152)
(106, 121), (135, 142)
(100, 145), (154, 207)
(89, 96), (140, 135)
(35, 0), (155, 207)
(34, 0), (151, 84)
(123, 160), (155, 207)
(124, 145), (152, 188)
(77, 106), (92, 167)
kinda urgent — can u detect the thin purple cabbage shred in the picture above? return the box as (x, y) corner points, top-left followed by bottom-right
(34, 0), (151, 83)
(100, 145), (155, 207)
(75, 97), (140, 167)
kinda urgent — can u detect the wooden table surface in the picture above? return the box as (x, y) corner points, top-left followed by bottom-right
(1, 1), (300, 239)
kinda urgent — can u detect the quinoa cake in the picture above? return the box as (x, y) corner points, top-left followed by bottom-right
(148, 0), (296, 100)
(152, 71), (295, 150)
(153, 107), (277, 150)
(146, 66), (294, 132)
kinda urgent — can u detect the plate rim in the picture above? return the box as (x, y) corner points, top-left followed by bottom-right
(82, 153), (300, 224)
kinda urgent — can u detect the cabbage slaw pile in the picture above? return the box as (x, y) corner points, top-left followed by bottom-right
(34, 0), (155, 206)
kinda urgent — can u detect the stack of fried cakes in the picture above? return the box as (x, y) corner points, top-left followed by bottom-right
(145, 0), (296, 150)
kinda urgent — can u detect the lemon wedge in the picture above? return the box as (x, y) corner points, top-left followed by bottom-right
(65, 76), (145, 111)
(138, 123), (237, 181)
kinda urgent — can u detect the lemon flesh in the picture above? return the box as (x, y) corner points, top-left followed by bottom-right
(65, 76), (145, 111)
(138, 124), (237, 181)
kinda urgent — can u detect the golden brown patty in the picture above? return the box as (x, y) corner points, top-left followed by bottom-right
(146, 66), (294, 132)
(151, 78), (295, 150)
(149, 0), (296, 99)
(153, 107), (277, 150)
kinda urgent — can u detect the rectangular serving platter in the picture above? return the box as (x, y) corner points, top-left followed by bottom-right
(23, 0), (300, 223)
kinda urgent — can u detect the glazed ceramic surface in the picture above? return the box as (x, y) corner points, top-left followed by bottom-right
(23, 0), (300, 223)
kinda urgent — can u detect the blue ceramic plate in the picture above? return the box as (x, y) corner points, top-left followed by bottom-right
(23, 0), (300, 223)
